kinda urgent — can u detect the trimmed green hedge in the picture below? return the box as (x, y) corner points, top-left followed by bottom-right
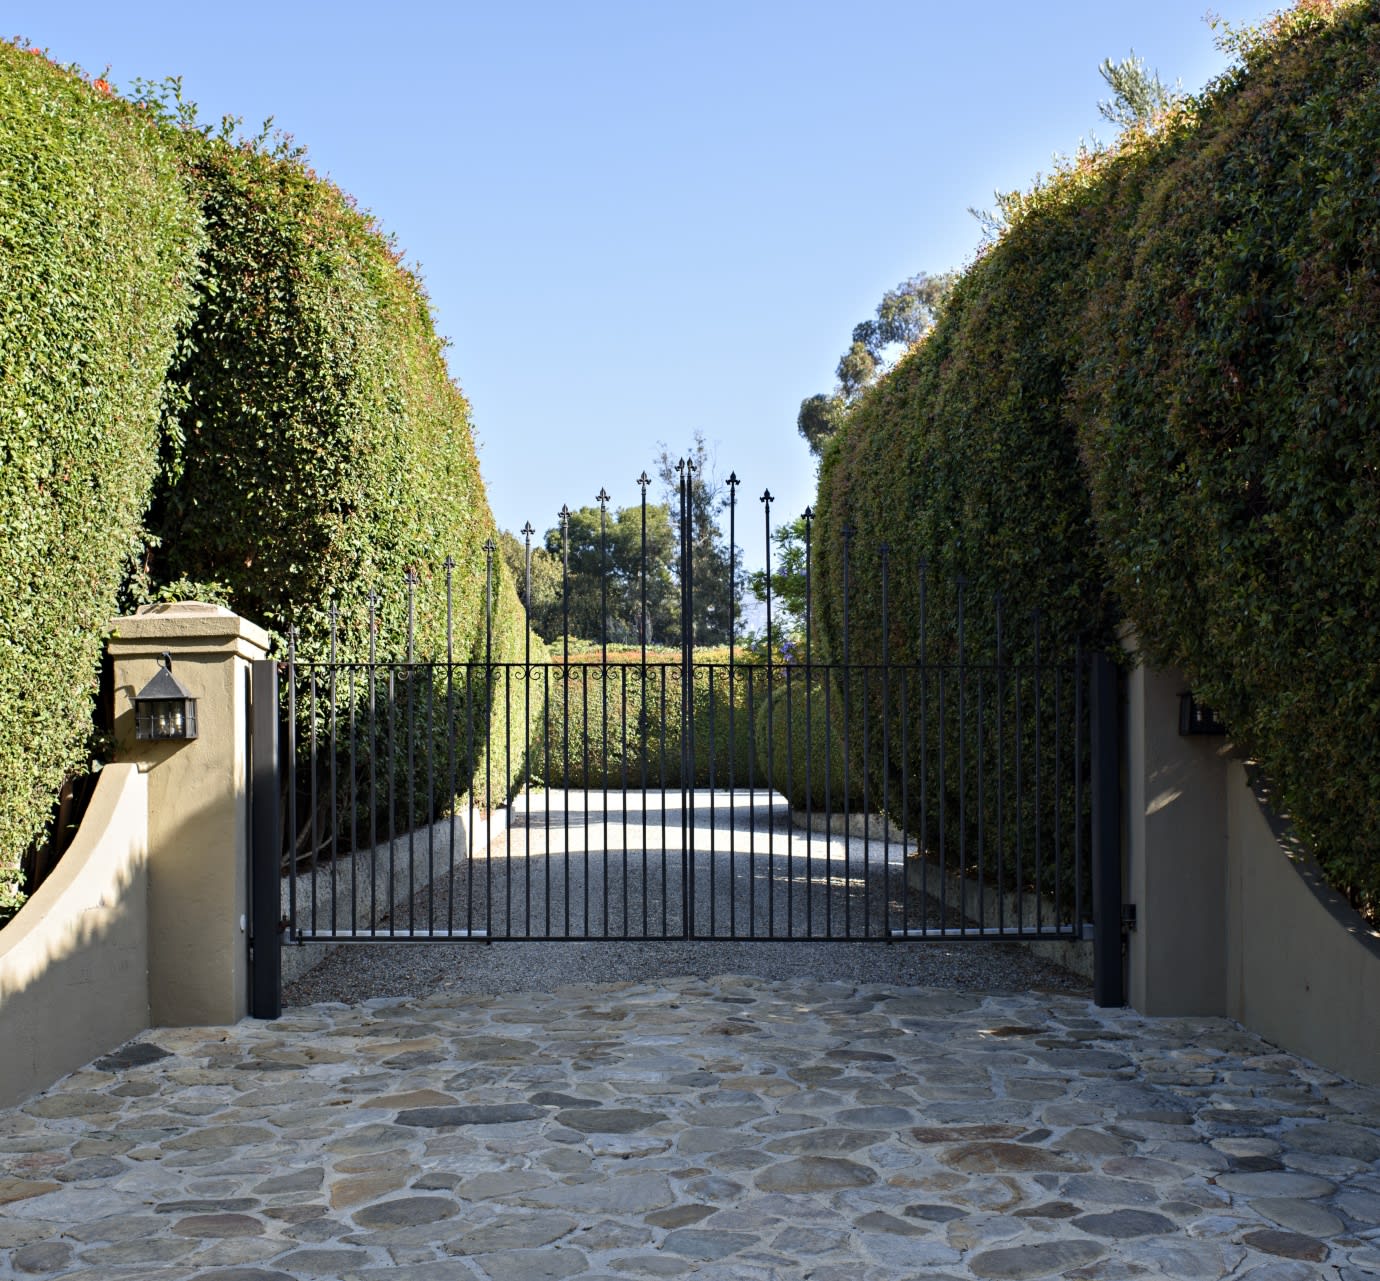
(816, 0), (1380, 912)
(152, 138), (530, 822)
(1080, 0), (1380, 907)
(754, 677), (861, 811)
(531, 649), (759, 790)
(0, 44), (202, 915)
(812, 89), (1167, 891)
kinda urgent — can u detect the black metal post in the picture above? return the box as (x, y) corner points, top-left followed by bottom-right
(761, 490), (774, 657)
(638, 473), (650, 656)
(1091, 650), (1124, 1007)
(727, 473), (739, 664)
(250, 658), (281, 1019)
(597, 488), (610, 664)
(677, 459), (693, 937)
(521, 525), (533, 667)
(560, 505), (571, 664)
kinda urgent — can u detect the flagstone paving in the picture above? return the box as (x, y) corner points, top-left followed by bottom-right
(2, 975), (1379, 1280)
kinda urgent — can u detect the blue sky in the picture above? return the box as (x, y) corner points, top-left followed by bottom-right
(12, 1), (1266, 566)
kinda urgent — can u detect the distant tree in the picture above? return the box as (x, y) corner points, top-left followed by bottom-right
(797, 272), (956, 457)
(653, 432), (744, 645)
(796, 393), (848, 457)
(1097, 50), (1179, 129)
(504, 501), (678, 645)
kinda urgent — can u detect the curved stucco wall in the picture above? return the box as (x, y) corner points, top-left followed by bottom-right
(1227, 761), (1380, 1085)
(0, 763), (149, 1107)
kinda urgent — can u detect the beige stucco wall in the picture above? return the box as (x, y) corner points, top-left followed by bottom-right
(1226, 762), (1380, 1085)
(0, 764), (149, 1108)
(1123, 646), (1380, 1084)
(1124, 660), (1232, 1015)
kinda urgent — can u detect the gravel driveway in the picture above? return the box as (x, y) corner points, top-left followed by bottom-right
(286, 791), (1088, 1006)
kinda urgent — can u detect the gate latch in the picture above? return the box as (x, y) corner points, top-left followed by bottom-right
(1121, 903), (1138, 932)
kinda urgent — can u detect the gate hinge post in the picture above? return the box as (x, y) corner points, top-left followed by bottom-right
(249, 657), (283, 1021)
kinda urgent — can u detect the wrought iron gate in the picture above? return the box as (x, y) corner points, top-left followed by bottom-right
(250, 457), (1123, 1016)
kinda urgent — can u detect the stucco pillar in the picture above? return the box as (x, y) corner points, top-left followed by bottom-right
(1122, 638), (1232, 1016)
(108, 603), (269, 1025)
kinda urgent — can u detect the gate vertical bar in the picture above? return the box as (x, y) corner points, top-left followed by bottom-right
(956, 576), (966, 938)
(638, 473), (651, 933)
(483, 543), (496, 938)
(519, 534), (532, 935)
(727, 474), (739, 938)
(1033, 608), (1043, 936)
(1074, 636), (1085, 932)
(560, 506), (571, 938)
(405, 570), (417, 932)
(287, 626), (298, 937)
(598, 489), (611, 934)
(678, 459), (693, 938)
(365, 602), (376, 934)
(447, 557), (458, 934)
(802, 507), (813, 938)
(918, 558), (928, 933)
(250, 658), (281, 1019)
(1091, 650), (1124, 1006)
(761, 488), (774, 937)
(328, 605), (339, 936)
(880, 544), (892, 940)
(841, 524), (854, 938)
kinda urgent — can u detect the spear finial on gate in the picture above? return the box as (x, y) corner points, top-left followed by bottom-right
(596, 487), (610, 508)
(519, 526), (534, 663)
(558, 506), (571, 664)
(637, 471), (650, 491)
(483, 539), (495, 664)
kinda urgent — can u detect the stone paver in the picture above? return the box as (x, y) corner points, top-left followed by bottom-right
(2, 976), (1379, 1279)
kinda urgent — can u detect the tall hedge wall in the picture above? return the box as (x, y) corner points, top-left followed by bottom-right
(815, 0), (1380, 910)
(1079, 0), (1380, 904)
(153, 137), (529, 811)
(0, 44), (202, 913)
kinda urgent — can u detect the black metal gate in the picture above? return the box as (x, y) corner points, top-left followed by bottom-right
(250, 458), (1123, 1016)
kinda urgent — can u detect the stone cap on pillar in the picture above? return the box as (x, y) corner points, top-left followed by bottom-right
(108, 602), (271, 662)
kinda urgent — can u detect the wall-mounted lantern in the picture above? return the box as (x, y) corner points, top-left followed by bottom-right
(1178, 691), (1227, 737)
(134, 652), (198, 741)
